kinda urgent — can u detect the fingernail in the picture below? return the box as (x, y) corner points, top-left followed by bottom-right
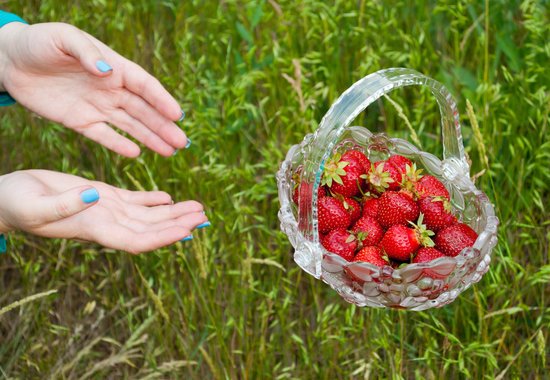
(96, 60), (113, 73)
(185, 139), (192, 149)
(178, 110), (186, 122)
(172, 149), (179, 156)
(0, 234), (6, 254)
(196, 221), (211, 229)
(81, 188), (100, 204)
(180, 234), (193, 242)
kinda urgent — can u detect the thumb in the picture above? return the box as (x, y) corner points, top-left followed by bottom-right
(40, 186), (100, 223)
(58, 24), (113, 77)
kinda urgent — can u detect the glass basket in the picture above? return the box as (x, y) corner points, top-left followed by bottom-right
(276, 68), (498, 311)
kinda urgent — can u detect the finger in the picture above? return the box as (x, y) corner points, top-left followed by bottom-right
(118, 209), (207, 235)
(78, 122), (141, 157)
(145, 211), (209, 232)
(37, 186), (100, 223)
(95, 224), (193, 254)
(116, 189), (173, 206)
(108, 109), (174, 157)
(126, 202), (205, 224)
(117, 90), (188, 149)
(121, 60), (182, 121)
(57, 23), (114, 77)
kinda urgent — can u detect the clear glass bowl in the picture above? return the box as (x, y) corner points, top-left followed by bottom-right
(276, 68), (499, 311)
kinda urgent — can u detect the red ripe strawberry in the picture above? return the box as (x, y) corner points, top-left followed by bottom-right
(343, 149), (371, 173)
(362, 197), (379, 218)
(412, 247), (445, 263)
(418, 196), (457, 232)
(412, 247), (448, 279)
(387, 155), (412, 174)
(352, 216), (384, 246)
(376, 191), (420, 228)
(366, 162), (396, 193)
(380, 216), (435, 261)
(292, 182), (326, 207)
(435, 223), (478, 257)
(374, 161), (402, 190)
(354, 246), (388, 267)
(322, 153), (365, 197)
(321, 229), (357, 261)
(380, 225), (420, 261)
(318, 196), (351, 233)
(415, 175), (450, 200)
(341, 196), (362, 224)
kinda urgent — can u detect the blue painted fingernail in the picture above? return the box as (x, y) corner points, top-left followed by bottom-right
(196, 221), (211, 229)
(172, 149), (179, 156)
(180, 234), (193, 242)
(178, 110), (186, 122)
(81, 188), (100, 204)
(0, 234), (6, 254)
(185, 139), (192, 149)
(96, 60), (113, 73)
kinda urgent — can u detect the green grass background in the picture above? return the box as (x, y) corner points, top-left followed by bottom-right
(1, 0), (548, 378)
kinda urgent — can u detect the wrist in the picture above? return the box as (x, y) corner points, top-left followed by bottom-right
(0, 21), (28, 93)
(0, 174), (15, 234)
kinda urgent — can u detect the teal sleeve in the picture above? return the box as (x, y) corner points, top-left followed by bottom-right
(0, 234), (6, 254)
(0, 10), (28, 107)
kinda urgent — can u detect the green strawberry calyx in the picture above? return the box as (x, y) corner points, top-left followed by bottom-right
(321, 153), (349, 187)
(291, 167), (302, 191)
(431, 196), (453, 213)
(409, 213), (435, 247)
(365, 162), (394, 193)
(345, 233), (357, 244)
(401, 163), (424, 194)
(355, 231), (368, 249)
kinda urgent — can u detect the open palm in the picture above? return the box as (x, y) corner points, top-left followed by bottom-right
(0, 22), (187, 157)
(0, 170), (207, 254)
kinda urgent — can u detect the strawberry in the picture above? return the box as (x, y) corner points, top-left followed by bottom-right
(400, 163), (424, 195)
(435, 223), (478, 257)
(415, 175), (450, 200)
(322, 153), (365, 197)
(376, 191), (420, 228)
(351, 216), (384, 246)
(341, 196), (362, 224)
(362, 197), (379, 218)
(412, 247), (448, 279)
(373, 161), (402, 191)
(292, 182), (326, 207)
(380, 214), (435, 261)
(343, 149), (371, 173)
(380, 225), (419, 261)
(387, 155), (412, 174)
(317, 196), (351, 233)
(412, 247), (445, 263)
(366, 162), (395, 193)
(321, 229), (357, 261)
(354, 246), (388, 267)
(417, 196), (457, 232)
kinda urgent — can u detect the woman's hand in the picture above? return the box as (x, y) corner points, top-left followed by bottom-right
(0, 170), (208, 254)
(0, 22), (188, 157)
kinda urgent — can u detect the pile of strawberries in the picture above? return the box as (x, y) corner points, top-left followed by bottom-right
(292, 148), (478, 269)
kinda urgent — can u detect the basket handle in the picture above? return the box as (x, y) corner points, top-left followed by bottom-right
(298, 68), (471, 274)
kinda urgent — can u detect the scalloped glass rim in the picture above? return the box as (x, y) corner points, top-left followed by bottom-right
(277, 126), (499, 310)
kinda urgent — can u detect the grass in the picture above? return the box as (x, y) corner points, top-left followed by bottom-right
(0, 0), (548, 378)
